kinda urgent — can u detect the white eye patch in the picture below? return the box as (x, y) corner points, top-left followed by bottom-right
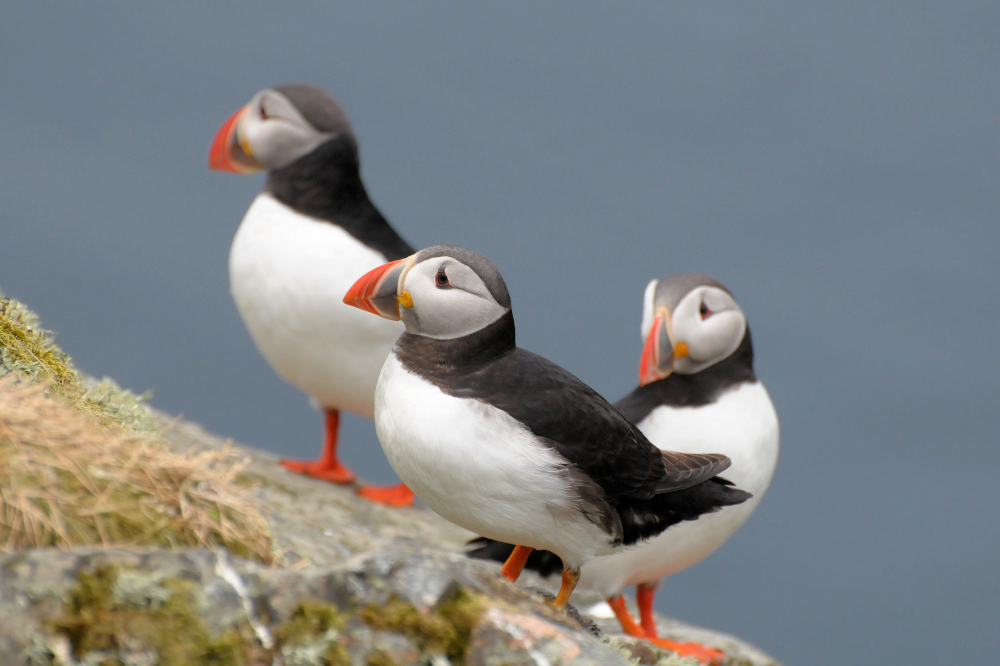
(239, 90), (335, 169)
(400, 258), (509, 340)
(670, 286), (746, 373)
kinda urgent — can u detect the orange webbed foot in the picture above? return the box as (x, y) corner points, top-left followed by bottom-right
(649, 638), (724, 665)
(279, 458), (357, 484)
(355, 483), (416, 507)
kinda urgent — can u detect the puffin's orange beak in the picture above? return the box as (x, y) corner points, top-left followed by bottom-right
(343, 258), (411, 320)
(639, 311), (679, 386)
(208, 107), (261, 173)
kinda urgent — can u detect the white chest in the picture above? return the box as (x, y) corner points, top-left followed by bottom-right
(228, 193), (404, 415)
(638, 382), (780, 497)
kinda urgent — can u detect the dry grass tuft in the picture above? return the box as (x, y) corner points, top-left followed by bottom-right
(0, 377), (276, 562)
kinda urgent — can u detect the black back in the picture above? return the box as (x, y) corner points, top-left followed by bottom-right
(266, 133), (414, 261)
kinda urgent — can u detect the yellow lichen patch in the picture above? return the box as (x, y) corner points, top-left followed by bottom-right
(0, 377), (276, 562)
(359, 590), (488, 663)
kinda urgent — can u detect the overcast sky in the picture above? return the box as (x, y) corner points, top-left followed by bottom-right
(2, 4), (998, 664)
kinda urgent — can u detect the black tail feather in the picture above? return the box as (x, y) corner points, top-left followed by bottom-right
(617, 476), (752, 546)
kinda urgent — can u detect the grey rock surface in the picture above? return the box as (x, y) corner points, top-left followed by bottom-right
(0, 412), (782, 665)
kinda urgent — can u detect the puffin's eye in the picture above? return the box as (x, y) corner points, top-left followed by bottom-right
(435, 269), (451, 288)
(259, 103), (269, 120)
(699, 302), (712, 319)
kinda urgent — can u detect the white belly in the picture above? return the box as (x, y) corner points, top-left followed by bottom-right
(375, 354), (613, 568)
(578, 381), (780, 598)
(228, 193), (404, 417)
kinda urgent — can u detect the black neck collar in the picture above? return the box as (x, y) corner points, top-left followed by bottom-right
(265, 135), (414, 261)
(395, 311), (517, 378)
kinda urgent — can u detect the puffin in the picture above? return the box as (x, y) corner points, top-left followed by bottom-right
(468, 273), (780, 663)
(342, 246), (752, 608)
(208, 84), (416, 506)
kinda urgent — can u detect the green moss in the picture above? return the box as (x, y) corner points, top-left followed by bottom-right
(274, 600), (350, 666)
(275, 600), (347, 646)
(0, 297), (79, 397)
(359, 589), (487, 662)
(0, 295), (157, 432)
(82, 375), (160, 433)
(365, 648), (400, 666)
(48, 565), (260, 666)
(326, 642), (352, 666)
(435, 588), (488, 660)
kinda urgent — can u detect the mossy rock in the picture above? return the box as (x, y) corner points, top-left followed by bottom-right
(274, 600), (350, 666)
(359, 589), (487, 663)
(47, 565), (261, 666)
(40, 564), (482, 665)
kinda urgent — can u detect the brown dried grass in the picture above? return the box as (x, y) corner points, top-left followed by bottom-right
(0, 377), (275, 563)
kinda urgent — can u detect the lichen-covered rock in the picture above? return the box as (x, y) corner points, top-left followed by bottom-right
(0, 547), (595, 665)
(0, 542), (780, 665)
(467, 605), (631, 666)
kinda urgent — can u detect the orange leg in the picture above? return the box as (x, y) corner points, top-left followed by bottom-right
(637, 582), (724, 665)
(607, 594), (645, 637)
(280, 410), (357, 484)
(500, 545), (534, 582)
(355, 482), (416, 507)
(553, 567), (581, 609)
(636, 582), (660, 637)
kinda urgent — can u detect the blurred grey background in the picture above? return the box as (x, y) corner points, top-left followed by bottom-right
(2, 3), (998, 664)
